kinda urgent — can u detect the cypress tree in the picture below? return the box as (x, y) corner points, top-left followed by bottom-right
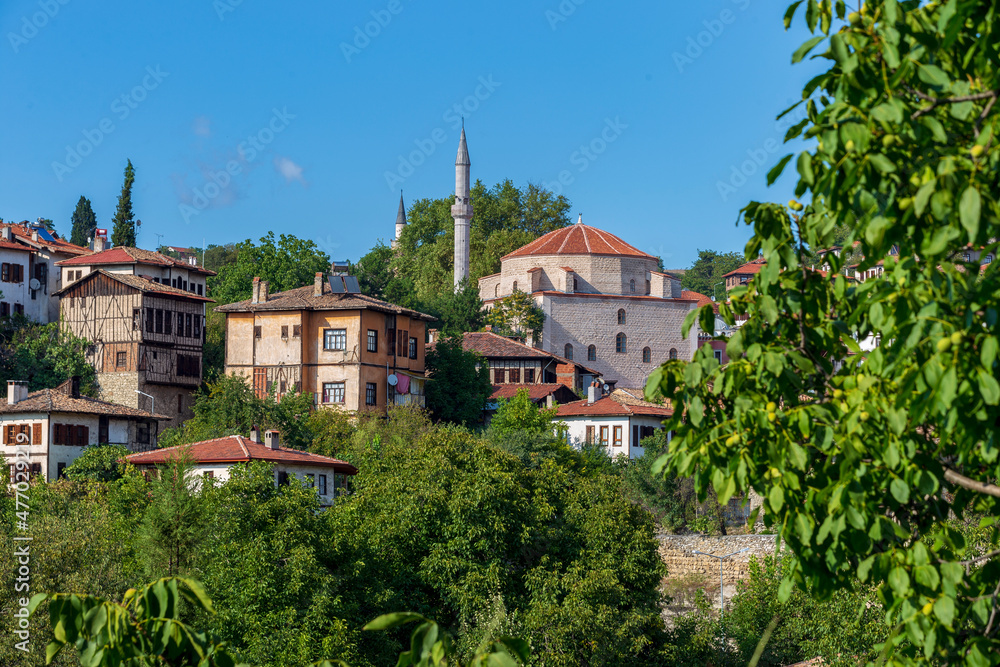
(69, 196), (97, 247)
(110, 160), (136, 247)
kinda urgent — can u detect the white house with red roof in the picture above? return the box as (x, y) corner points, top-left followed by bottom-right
(0, 222), (91, 322)
(476, 217), (699, 388)
(556, 384), (673, 460)
(56, 241), (214, 298)
(125, 429), (358, 506)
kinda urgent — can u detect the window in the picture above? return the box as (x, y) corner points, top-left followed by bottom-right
(617, 309), (626, 325)
(564, 343), (573, 360)
(197, 284), (203, 295)
(177, 394), (184, 414)
(629, 279), (636, 293)
(616, 333), (627, 354)
(510, 367), (521, 383)
(409, 337), (417, 359)
(194, 316), (201, 339)
(204, 471), (214, 479)
(714, 349), (723, 362)
(281, 325), (289, 339)
(367, 329), (378, 353)
(397, 329), (408, 356)
(280, 380), (286, 394)
(57, 462), (66, 478)
(137, 422), (150, 444)
(585, 425), (594, 444)
(645, 280), (651, 295)
(613, 426), (623, 447)
(573, 277), (578, 291)
(146, 308), (154, 333)
(277, 471), (289, 486)
(116, 351), (127, 368)
(366, 382), (377, 406)
(13, 303), (23, 315)
(388, 382), (396, 405)
(293, 324), (301, 337)
(155, 309), (163, 333)
(600, 426), (609, 446)
(324, 329), (347, 351)
(642, 347), (651, 363)
(525, 368), (535, 383)
(254, 325), (261, 339)
(0, 302), (7, 317)
(512, 280), (518, 291)
(986, 254), (995, 264)
(323, 382), (345, 404)
(494, 284), (499, 297)
(164, 310), (173, 335)
(133, 308), (140, 330)
(669, 348), (678, 360)
(494, 368), (506, 384)
(177, 312), (184, 336)
(388, 328), (396, 353)
(187, 313), (193, 338)
(587, 345), (596, 361)
(318, 474), (327, 495)
(1, 263), (9, 282)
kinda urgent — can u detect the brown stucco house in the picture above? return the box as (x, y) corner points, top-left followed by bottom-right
(216, 272), (435, 412)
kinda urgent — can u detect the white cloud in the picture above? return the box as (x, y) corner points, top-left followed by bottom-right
(273, 156), (305, 184)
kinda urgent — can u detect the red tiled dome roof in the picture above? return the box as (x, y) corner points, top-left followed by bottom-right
(502, 224), (655, 260)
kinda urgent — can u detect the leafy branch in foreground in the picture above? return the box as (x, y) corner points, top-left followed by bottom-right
(648, 1), (1000, 665)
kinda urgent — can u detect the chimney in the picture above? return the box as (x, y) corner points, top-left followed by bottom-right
(264, 430), (280, 450)
(7, 380), (27, 405)
(0, 226), (10, 242)
(251, 277), (261, 304)
(427, 328), (439, 344)
(32, 230), (39, 242)
(249, 425), (261, 443)
(70, 376), (80, 399)
(93, 235), (106, 252)
(587, 381), (598, 405)
(546, 394), (554, 409)
(260, 281), (269, 302)
(313, 272), (324, 297)
(483, 325), (492, 333)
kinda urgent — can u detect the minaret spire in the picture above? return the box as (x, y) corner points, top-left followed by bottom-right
(393, 191), (406, 248)
(451, 128), (472, 289)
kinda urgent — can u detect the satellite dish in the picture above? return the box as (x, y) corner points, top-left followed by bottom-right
(29, 278), (41, 290)
(602, 384), (610, 393)
(387, 374), (398, 386)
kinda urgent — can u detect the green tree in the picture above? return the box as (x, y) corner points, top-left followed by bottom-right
(69, 196), (97, 247)
(138, 455), (206, 577)
(0, 320), (96, 396)
(424, 279), (486, 337)
(680, 249), (745, 298)
(110, 159), (136, 247)
(64, 444), (133, 483)
(485, 290), (544, 341)
(648, 2), (1000, 664)
(424, 337), (492, 427)
(487, 387), (558, 437)
(210, 232), (331, 305)
(203, 243), (239, 274)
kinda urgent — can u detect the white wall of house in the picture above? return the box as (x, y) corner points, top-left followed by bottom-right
(561, 413), (668, 459)
(157, 460), (349, 506)
(0, 247), (32, 318)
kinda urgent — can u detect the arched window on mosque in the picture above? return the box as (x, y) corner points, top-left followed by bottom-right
(587, 345), (597, 361)
(629, 279), (636, 293)
(642, 347), (651, 363)
(494, 284), (499, 298)
(669, 348), (678, 360)
(512, 280), (518, 292)
(564, 344), (573, 360)
(616, 333), (627, 354)
(617, 309), (626, 325)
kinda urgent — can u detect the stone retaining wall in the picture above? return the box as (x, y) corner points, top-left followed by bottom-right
(658, 534), (781, 587)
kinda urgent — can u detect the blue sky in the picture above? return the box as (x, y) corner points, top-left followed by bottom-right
(0, 0), (823, 269)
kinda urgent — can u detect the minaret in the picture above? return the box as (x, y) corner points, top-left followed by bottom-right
(451, 126), (472, 290)
(392, 191), (406, 249)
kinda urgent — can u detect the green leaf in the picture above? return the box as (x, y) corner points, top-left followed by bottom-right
(871, 102), (903, 124)
(981, 336), (998, 367)
(914, 180), (936, 217)
(777, 577), (795, 602)
(890, 478), (910, 504)
(920, 116), (948, 143)
(364, 612), (426, 631)
(718, 475), (737, 506)
(978, 370), (1000, 405)
(933, 596), (955, 626)
(784, 1), (804, 29)
(797, 152), (815, 185)
(792, 35), (826, 63)
(681, 308), (698, 338)
(918, 64), (950, 87)
(858, 555), (875, 582)
(768, 485), (784, 512)
(767, 154), (794, 186)
(795, 513), (813, 543)
(888, 567), (910, 595)
(914, 565), (940, 590)
(869, 153), (896, 173)
(959, 186), (981, 241)
(688, 396), (705, 426)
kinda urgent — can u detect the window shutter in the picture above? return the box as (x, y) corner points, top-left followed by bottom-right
(81, 426), (89, 446)
(1, 424), (7, 445)
(585, 426), (594, 444)
(32, 423), (41, 445)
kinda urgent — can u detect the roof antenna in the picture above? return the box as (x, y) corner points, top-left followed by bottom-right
(462, 116), (464, 129)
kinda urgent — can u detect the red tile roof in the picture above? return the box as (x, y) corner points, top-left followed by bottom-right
(722, 259), (766, 279)
(125, 435), (358, 473)
(681, 290), (718, 312)
(0, 239), (33, 252)
(461, 331), (601, 375)
(216, 283), (434, 320)
(57, 246), (215, 275)
(502, 223), (655, 260)
(556, 388), (673, 418)
(3, 224), (91, 256)
(53, 270), (215, 302)
(0, 380), (169, 419)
